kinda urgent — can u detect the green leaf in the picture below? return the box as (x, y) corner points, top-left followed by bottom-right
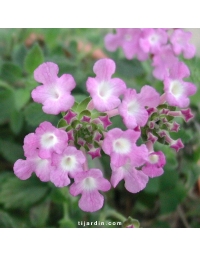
(76, 97), (91, 113)
(0, 139), (24, 163)
(12, 44), (27, 68)
(78, 110), (91, 120)
(10, 109), (24, 134)
(0, 88), (15, 124)
(1, 62), (23, 83)
(57, 118), (68, 129)
(14, 88), (31, 110)
(50, 188), (69, 204)
(59, 218), (76, 228)
(170, 128), (193, 144)
(91, 109), (106, 119)
(0, 176), (49, 209)
(159, 169), (179, 192)
(24, 43), (44, 74)
(0, 79), (13, 91)
(160, 182), (187, 214)
(24, 102), (59, 127)
(144, 177), (160, 194)
(0, 210), (16, 228)
(71, 102), (78, 111)
(30, 199), (50, 227)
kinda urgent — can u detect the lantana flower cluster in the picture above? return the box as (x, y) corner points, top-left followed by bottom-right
(105, 28), (196, 109)
(13, 29), (196, 213)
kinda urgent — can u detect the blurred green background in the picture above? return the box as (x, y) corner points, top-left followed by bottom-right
(0, 28), (200, 228)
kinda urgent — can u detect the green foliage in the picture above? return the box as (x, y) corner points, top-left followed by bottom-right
(24, 43), (44, 74)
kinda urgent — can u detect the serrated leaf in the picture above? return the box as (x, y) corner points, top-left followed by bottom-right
(24, 43), (44, 74)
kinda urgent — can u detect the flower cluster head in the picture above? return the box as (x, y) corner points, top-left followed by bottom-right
(13, 29), (196, 214)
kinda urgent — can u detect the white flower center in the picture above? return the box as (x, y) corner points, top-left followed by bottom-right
(50, 87), (60, 100)
(35, 157), (49, 169)
(124, 34), (132, 42)
(41, 132), (58, 149)
(98, 81), (112, 99)
(121, 159), (132, 172)
(149, 154), (159, 164)
(170, 80), (184, 98)
(149, 34), (159, 45)
(82, 177), (96, 190)
(61, 155), (77, 171)
(127, 100), (140, 115)
(113, 138), (131, 154)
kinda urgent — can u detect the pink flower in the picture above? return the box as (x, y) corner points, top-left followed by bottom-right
(23, 121), (69, 159)
(32, 62), (76, 115)
(102, 128), (148, 167)
(152, 45), (179, 80)
(104, 28), (148, 60)
(118, 86), (160, 129)
(13, 150), (54, 182)
(86, 58), (126, 112)
(139, 28), (168, 54)
(163, 62), (196, 108)
(142, 151), (166, 178)
(69, 169), (111, 212)
(50, 146), (86, 187)
(111, 160), (149, 193)
(170, 29), (196, 59)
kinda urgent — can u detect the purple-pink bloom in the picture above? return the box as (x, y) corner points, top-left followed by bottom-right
(13, 150), (54, 182)
(163, 64), (196, 108)
(152, 45), (179, 80)
(104, 28), (148, 61)
(50, 146), (86, 187)
(102, 128), (148, 167)
(110, 160), (149, 193)
(32, 62), (76, 115)
(69, 169), (111, 212)
(118, 86), (160, 129)
(139, 28), (168, 54)
(170, 29), (196, 59)
(25, 121), (69, 159)
(142, 151), (166, 178)
(86, 58), (126, 112)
